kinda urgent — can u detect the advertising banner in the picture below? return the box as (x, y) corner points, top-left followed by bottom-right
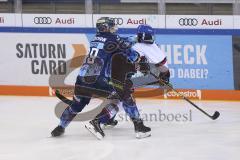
(84, 33), (234, 90)
(22, 14), (92, 28)
(0, 33), (89, 86)
(93, 14), (165, 28)
(166, 15), (234, 29)
(155, 35), (234, 89)
(0, 14), (239, 30)
(0, 32), (234, 90)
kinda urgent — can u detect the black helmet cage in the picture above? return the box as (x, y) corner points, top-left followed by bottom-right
(96, 17), (116, 33)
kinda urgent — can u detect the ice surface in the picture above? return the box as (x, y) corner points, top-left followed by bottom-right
(0, 96), (239, 160)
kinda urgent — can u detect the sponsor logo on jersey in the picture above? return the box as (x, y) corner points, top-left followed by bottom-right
(93, 36), (107, 42)
(0, 17), (4, 24)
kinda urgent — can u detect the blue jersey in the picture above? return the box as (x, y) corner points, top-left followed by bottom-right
(79, 32), (134, 80)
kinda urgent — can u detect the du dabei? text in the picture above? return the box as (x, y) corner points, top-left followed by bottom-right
(16, 43), (67, 75)
(159, 44), (208, 79)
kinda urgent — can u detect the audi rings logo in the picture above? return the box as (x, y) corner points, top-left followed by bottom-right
(179, 18), (198, 26)
(34, 17), (52, 24)
(113, 18), (123, 25)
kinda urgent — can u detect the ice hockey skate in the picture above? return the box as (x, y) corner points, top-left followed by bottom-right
(85, 119), (105, 140)
(102, 118), (118, 130)
(51, 125), (65, 137)
(132, 118), (151, 139)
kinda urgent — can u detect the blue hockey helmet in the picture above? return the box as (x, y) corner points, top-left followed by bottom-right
(137, 24), (155, 44)
(96, 17), (118, 33)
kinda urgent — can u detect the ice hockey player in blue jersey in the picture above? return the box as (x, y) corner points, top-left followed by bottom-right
(85, 48), (152, 139)
(86, 24), (170, 139)
(51, 17), (135, 137)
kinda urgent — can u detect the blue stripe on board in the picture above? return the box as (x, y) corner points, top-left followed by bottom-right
(0, 27), (240, 35)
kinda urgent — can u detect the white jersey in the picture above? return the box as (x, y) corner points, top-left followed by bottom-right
(132, 42), (168, 67)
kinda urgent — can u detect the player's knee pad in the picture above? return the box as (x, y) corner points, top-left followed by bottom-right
(70, 95), (90, 113)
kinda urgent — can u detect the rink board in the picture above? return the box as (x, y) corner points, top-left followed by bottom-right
(1, 14), (240, 100)
(0, 30), (236, 89)
(0, 29), (239, 100)
(0, 85), (240, 101)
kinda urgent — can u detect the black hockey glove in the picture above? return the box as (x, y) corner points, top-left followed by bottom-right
(158, 70), (170, 86)
(138, 56), (150, 75)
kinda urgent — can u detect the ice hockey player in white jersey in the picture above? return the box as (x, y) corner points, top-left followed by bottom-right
(134, 24), (169, 74)
(85, 24), (170, 139)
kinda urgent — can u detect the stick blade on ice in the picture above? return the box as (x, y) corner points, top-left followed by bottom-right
(212, 111), (220, 120)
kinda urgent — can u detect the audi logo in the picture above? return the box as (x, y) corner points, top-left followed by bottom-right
(34, 17), (52, 24)
(179, 18), (198, 26)
(113, 18), (123, 25)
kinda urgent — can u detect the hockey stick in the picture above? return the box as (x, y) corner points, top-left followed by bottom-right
(149, 72), (220, 120)
(54, 78), (162, 106)
(55, 89), (73, 105)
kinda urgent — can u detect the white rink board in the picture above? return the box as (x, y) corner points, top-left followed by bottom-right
(234, 16), (240, 29)
(166, 15), (234, 29)
(22, 14), (92, 28)
(0, 13), (22, 27)
(0, 13), (239, 29)
(93, 14), (165, 28)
